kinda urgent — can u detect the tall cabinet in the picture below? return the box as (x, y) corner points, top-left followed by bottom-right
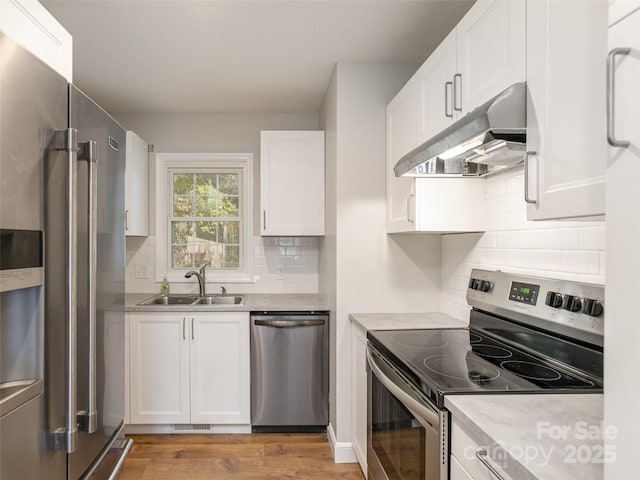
(606, 2), (640, 478)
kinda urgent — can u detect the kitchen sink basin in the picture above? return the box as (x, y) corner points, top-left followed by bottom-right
(137, 294), (246, 306)
(138, 294), (200, 306)
(195, 295), (246, 305)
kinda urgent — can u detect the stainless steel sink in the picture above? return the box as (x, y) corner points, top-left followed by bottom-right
(137, 294), (200, 306)
(195, 295), (246, 305)
(137, 294), (246, 306)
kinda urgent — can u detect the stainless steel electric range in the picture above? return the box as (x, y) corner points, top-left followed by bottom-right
(366, 269), (604, 480)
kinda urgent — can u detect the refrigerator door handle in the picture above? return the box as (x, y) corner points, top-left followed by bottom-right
(51, 128), (79, 453)
(77, 140), (98, 433)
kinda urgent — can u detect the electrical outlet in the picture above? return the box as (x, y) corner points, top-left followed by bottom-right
(135, 264), (149, 279)
(276, 264), (285, 280)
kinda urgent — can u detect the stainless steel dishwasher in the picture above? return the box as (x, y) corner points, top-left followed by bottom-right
(250, 312), (329, 432)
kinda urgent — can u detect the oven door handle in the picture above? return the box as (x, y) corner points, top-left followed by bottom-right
(367, 347), (441, 430)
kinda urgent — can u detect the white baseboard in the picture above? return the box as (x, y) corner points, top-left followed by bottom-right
(327, 423), (358, 464)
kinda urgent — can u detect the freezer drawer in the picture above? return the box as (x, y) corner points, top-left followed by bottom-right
(250, 312), (329, 432)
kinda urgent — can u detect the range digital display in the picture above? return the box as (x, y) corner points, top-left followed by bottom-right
(509, 281), (539, 305)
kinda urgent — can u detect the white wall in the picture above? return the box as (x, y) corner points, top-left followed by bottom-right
(319, 62), (442, 458)
(115, 112), (321, 294)
(441, 167), (606, 321)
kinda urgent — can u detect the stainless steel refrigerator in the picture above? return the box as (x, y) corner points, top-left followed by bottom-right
(0, 32), (131, 479)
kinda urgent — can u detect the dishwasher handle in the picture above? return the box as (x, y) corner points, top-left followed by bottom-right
(254, 318), (326, 328)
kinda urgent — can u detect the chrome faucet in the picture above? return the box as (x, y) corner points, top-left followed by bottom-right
(185, 261), (210, 296)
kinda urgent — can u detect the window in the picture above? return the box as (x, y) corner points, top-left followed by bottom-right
(156, 153), (253, 283)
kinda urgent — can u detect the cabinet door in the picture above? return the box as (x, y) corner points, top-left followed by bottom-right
(605, 9), (640, 480)
(260, 131), (325, 236)
(456, 0), (525, 115)
(414, 178), (486, 233)
(386, 80), (418, 233)
(190, 312), (250, 424)
(0, 0), (72, 81)
(526, 0), (607, 220)
(129, 313), (190, 424)
(416, 29), (457, 144)
(351, 323), (367, 474)
(125, 131), (149, 237)
(450, 456), (474, 480)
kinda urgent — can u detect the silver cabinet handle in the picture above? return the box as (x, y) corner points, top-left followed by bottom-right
(52, 128), (79, 453)
(407, 194), (415, 223)
(263, 210), (267, 231)
(607, 47), (631, 147)
(125, 209), (129, 231)
(453, 73), (462, 112)
(77, 140), (98, 434)
(183, 317), (186, 340)
(445, 81), (453, 118)
(254, 319), (326, 328)
(191, 317), (195, 340)
(524, 151), (537, 204)
(475, 450), (506, 480)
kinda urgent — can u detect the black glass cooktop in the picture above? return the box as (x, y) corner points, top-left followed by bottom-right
(367, 328), (601, 408)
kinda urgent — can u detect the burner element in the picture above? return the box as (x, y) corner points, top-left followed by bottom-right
(500, 361), (562, 381)
(472, 344), (513, 359)
(424, 355), (500, 382)
(390, 332), (448, 349)
(468, 333), (482, 344)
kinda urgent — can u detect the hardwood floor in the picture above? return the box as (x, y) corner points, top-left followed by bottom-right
(118, 434), (365, 480)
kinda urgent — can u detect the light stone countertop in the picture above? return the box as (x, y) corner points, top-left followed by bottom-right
(445, 394), (605, 480)
(125, 293), (329, 313)
(349, 312), (467, 331)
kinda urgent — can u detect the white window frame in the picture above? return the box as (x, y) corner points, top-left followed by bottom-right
(155, 153), (253, 284)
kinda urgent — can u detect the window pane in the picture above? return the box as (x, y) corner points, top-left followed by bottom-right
(221, 196), (239, 217)
(195, 174), (217, 195)
(173, 174), (194, 195)
(173, 195), (193, 217)
(218, 174), (239, 195)
(172, 245), (193, 268)
(195, 195), (219, 217)
(219, 221), (240, 243)
(171, 221), (193, 244)
(223, 245), (240, 268)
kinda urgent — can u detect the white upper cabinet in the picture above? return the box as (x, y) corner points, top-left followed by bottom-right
(125, 131), (149, 237)
(0, 0), (72, 81)
(605, 8), (640, 480)
(416, 30), (457, 144)
(386, 79), (418, 233)
(525, 0), (608, 220)
(260, 131), (325, 236)
(455, 0), (525, 115)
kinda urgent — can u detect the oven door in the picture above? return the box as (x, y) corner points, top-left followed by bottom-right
(367, 346), (448, 480)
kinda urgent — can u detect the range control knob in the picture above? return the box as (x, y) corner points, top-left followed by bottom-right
(479, 280), (491, 292)
(564, 295), (582, 312)
(582, 298), (604, 317)
(545, 291), (563, 308)
(469, 278), (476, 289)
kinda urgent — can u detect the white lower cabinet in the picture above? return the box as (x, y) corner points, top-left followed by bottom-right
(128, 311), (250, 426)
(351, 322), (368, 474)
(451, 417), (513, 480)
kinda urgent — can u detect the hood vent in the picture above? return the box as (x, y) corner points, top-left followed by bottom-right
(394, 82), (527, 177)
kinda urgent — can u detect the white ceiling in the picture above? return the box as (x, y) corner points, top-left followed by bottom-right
(41, 0), (474, 114)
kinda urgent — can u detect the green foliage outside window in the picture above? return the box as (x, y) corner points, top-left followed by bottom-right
(170, 172), (241, 270)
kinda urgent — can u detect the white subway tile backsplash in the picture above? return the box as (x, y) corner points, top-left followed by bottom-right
(441, 168), (605, 322)
(126, 235), (319, 294)
(580, 226), (607, 251)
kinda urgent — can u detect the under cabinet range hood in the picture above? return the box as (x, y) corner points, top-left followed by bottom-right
(394, 82), (527, 177)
